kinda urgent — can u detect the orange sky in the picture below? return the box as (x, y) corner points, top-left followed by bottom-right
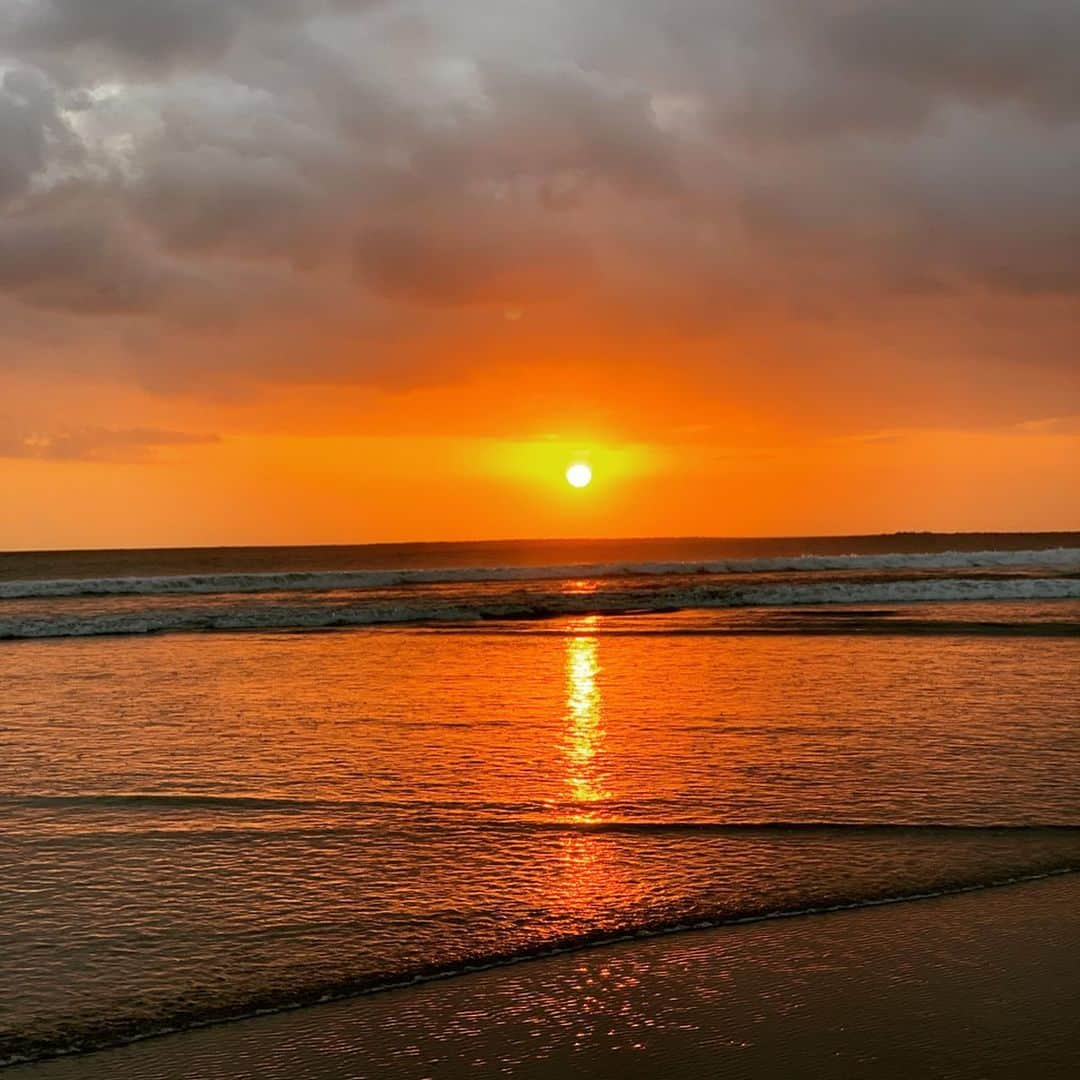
(3, 386), (1076, 549)
(1, 2), (1078, 549)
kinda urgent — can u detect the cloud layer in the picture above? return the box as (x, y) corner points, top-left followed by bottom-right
(1, 0), (1078, 438)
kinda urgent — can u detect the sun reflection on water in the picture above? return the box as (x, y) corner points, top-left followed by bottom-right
(557, 619), (620, 919)
(563, 618), (608, 820)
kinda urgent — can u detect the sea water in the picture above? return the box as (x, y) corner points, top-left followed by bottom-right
(1, 534), (1078, 1064)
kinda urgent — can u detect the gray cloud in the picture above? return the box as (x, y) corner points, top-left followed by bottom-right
(809, 1), (1080, 121)
(20, 0), (234, 66)
(0, 66), (81, 203)
(132, 144), (325, 259)
(355, 205), (594, 307)
(10, 0), (302, 73)
(0, 0), (1077, 424)
(9, 1), (389, 75)
(0, 216), (165, 314)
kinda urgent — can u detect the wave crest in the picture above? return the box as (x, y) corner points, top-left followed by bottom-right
(3, 547), (1078, 600)
(1, 575), (1078, 639)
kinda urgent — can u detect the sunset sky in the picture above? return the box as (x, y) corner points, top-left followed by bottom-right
(1, 1), (1077, 549)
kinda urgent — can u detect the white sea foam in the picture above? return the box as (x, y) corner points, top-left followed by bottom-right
(1, 575), (1078, 639)
(1, 547), (1077, 600)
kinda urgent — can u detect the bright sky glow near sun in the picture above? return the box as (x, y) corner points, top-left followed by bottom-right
(0, 2), (1077, 549)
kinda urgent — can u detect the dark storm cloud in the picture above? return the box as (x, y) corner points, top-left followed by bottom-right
(0, 0), (1077, 416)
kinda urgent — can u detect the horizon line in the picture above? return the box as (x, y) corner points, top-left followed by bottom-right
(4, 528), (1080, 558)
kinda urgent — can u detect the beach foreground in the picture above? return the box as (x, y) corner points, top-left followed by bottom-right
(11, 873), (1078, 1079)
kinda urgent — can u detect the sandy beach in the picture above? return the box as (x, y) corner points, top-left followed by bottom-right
(9, 873), (1077, 1080)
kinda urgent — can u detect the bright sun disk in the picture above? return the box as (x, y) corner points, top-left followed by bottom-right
(566, 463), (592, 488)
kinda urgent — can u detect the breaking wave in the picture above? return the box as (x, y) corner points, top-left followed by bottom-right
(1, 575), (1079, 639)
(3, 547), (1077, 599)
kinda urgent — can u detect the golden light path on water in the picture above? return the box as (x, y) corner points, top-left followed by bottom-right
(559, 616), (620, 918)
(563, 618), (608, 817)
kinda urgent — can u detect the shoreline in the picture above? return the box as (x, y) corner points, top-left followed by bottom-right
(8, 871), (1078, 1078)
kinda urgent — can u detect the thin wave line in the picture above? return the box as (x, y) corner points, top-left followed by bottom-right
(5, 794), (1080, 832)
(427, 620), (1080, 639)
(8, 823), (1080, 848)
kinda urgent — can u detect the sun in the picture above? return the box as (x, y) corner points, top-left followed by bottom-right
(566, 462), (592, 488)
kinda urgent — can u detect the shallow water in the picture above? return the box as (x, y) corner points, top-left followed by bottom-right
(10, 875), (1076, 1080)
(2, 591), (1079, 1063)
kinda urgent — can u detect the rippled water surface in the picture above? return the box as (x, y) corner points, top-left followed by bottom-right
(2, 598), (1079, 1064)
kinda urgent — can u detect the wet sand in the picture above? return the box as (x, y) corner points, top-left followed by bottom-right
(10, 873), (1079, 1079)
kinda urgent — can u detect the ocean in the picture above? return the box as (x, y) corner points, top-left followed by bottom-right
(2, 533), (1079, 1067)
